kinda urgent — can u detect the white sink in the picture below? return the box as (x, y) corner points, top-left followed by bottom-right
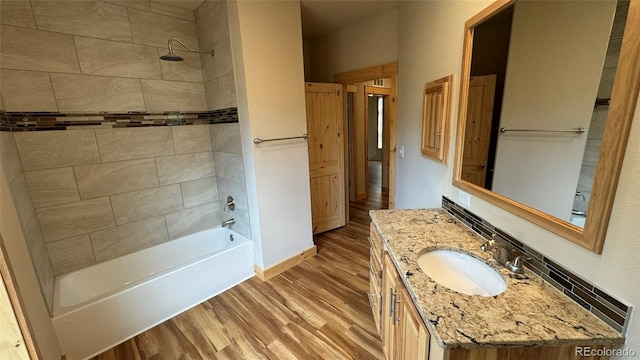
(417, 250), (506, 297)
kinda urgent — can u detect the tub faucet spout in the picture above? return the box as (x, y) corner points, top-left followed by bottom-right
(222, 218), (235, 227)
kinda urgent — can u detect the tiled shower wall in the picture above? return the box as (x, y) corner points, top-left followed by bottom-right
(196, 0), (237, 110)
(1, 122), (56, 313)
(0, 0), (246, 313)
(11, 126), (226, 277)
(0, 0), (208, 112)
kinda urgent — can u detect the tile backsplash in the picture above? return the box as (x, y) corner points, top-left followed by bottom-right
(442, 196), (633, 335)
(1, 108), (238, 132)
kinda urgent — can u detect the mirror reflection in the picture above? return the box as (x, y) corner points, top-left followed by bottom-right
(461, 0), (629, 228)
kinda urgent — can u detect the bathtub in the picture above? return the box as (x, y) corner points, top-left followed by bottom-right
(51, 227), (254, 360)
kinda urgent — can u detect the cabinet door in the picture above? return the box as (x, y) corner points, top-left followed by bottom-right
(368, 272), (381, 332)
(394, 285), (430, 360)
(381, 254), (397, 359)
(421, 75), (453, 164)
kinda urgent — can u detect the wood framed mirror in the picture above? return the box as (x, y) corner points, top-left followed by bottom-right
(453, 0), (640, 253)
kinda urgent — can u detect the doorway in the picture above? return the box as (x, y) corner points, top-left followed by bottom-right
(336, 63), (398, 210)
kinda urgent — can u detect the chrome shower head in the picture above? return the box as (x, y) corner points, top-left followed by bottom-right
(160, 51), (184, 62)
(159, 37), (215, 62)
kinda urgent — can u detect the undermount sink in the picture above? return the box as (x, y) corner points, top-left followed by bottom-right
(417, 249), (506, 297)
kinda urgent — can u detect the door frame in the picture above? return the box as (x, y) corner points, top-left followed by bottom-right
(335, 63), (398, 209)
(364, 86), (392, 192)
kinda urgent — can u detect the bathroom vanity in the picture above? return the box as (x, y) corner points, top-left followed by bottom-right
(368, 209), (624, 360)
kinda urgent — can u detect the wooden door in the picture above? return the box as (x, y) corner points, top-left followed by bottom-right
(461, 75), (496, 187)
(305, 82), (346, 234)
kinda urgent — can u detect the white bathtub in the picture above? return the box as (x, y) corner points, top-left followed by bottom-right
(52, 227), (254, 360)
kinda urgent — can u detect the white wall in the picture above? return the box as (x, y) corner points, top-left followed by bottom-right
(309, 9), (398, 82)
(492, 1), (615, 220)
(227, 0), (314, 269)
(395, 1), (639, 358)
(0, 170), (61, 360)
(396, 0), (486, 209)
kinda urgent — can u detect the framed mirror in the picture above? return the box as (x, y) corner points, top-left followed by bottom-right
(453, 0), (640, 253)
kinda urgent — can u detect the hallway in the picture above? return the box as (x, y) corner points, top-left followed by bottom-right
(93, 188), (388, 359)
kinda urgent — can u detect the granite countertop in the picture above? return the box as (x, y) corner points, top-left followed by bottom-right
(370, 209), (625, 349)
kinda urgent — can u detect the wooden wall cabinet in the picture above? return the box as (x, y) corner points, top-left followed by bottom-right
(421, 75), (453, 164)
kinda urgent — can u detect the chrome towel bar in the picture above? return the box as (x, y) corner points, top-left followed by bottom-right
(253, 133), (309, 144)
(499, 127), (585, 134)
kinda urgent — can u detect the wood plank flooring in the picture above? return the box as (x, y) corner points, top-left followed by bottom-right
(92, 187), (388, 360)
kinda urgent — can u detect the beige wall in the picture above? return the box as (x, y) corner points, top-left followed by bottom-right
(0, 0), (208, 112)
(308, 9), (398, 82)
(492, 1), (615, 221)
(394, 0), (640, 356)
(228, 0), (314, 269)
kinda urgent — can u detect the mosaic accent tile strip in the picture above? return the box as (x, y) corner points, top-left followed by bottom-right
(442, 196), (633, 335)
(0, 108), (238, 131)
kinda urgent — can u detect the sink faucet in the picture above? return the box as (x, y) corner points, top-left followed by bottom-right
(506, 255), (531, 274)
(222, 218), (235, 227)
(492, 245), (514, 266)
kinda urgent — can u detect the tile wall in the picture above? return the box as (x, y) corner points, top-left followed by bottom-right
(0, 130), (55, 312)
(212, 123), (250, 238)
(195, 0), (237, 110)
(9, 125), (224, 276)
(0, 0), (238, 112)
(0, 0), (246, 313)
(442, 196), (633, 335)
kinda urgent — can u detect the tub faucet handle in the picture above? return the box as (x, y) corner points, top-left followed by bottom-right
(224, 196), (235, 211)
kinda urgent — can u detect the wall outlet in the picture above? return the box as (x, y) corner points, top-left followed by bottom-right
(459, 190), (471, 207)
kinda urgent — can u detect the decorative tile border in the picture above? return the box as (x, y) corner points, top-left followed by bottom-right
(0, 108), (238, 132)
(442, 196), (632, 335)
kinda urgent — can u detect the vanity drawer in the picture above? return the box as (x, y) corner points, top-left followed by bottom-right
(370, 223), (384, 261)
(369, 247), (382, 287)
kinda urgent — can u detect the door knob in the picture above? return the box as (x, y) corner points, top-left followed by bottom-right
(478, 163), (485, 169)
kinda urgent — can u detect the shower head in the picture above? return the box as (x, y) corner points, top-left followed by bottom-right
(160, 51), (184, 62)
(159, 37), (215, 62)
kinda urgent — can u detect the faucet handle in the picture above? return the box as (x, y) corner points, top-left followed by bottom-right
(480, 239), (495, 252)
(505, 255), (531, 274)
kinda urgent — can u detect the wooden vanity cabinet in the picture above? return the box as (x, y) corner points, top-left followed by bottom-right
(380, 252), (430, 360)
(369, 224), (613, 360)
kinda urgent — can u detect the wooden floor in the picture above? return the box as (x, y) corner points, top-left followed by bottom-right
(92, 187), (388, 360)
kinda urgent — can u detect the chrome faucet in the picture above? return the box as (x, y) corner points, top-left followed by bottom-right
(492, 245), (514, 266)
(506, 255), (531, 274)
(222, 218), (235, 227)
